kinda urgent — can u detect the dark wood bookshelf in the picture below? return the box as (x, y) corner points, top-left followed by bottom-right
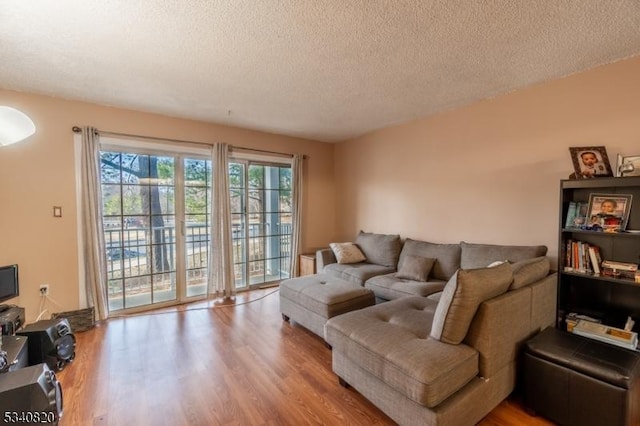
(558, 176), (640, 334)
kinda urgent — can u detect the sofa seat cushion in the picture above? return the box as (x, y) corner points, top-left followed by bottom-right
(325, 297), (479, 408)
(460, 241), (547, 269)
(323, 262), (395, 286)
(365, 273), (447, 300)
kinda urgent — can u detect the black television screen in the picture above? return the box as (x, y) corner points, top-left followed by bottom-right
(0, 264), (19, 303)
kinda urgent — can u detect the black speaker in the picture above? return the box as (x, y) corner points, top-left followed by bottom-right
(17, 318), (75, 371)
(0, 363), (63, 425)
(0, 335), (29, 373)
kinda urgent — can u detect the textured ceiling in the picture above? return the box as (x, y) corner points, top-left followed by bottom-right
(1, 1), (640, 142)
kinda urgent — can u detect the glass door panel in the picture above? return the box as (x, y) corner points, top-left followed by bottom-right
(101, 151), (211, 313)
(229, 162), (248, 289)
(184, 158), (211, 298)
(101, 152), (177, 312)
(229, 160), (292, 288)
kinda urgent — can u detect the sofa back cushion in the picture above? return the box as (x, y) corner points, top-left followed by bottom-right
(460, 241), (548, 269)
(510, 256), (550, 290)
(355, 231), (402, 268)
(430, 263), (513, 344)
(399, 239), (461, 281)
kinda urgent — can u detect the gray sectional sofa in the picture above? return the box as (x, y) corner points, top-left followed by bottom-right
(315, 231), (557, 425)
(317, 231), (548, 301)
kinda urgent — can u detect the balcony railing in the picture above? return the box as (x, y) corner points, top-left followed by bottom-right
(104, 222), (292, 305)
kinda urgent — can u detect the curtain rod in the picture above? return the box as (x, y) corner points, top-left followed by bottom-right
(71, 126), (299, 159)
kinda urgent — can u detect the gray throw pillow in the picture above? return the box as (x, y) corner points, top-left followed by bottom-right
(430, 263), (513, 344)
(399, 239), (461, 281)
(395, 255), (436, 282)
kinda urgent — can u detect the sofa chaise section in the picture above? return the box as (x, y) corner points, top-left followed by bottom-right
(325, 260), (557, 426)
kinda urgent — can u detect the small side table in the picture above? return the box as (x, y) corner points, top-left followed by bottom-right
(299, 253), (316, 276)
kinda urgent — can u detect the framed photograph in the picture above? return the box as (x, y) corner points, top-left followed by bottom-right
(569, 146), (613, 178)
(586, 193), (633, 232)
(616, 154), (640, 177)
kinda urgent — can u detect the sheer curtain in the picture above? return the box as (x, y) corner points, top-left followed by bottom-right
(208, 143), (235, 299)
(79, 127), (109, 320)
(289, 154), (304, 277)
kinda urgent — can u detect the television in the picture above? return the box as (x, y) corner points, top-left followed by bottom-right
(0, 264), (19, 304)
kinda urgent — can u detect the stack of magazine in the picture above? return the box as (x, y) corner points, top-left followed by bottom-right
(572, 320), (638, 350)
(601, 260), (639, 281)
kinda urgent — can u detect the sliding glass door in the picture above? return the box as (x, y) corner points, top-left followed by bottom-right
(229, 160), (292, 289)
(100, 150), (211, 313)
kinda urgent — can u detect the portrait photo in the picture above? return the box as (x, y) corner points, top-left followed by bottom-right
(586, 193), (633, 232)
(569, 146), (613, 178)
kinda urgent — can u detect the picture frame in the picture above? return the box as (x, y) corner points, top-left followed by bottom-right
(569, 146), (613, 178)
(586, 193), (633, 232)
(616, 154), (640, 177)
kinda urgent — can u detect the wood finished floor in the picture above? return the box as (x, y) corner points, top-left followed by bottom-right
(56, 289), (554, 426)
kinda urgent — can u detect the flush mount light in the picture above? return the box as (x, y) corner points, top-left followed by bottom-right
(0, 106), (36, 146)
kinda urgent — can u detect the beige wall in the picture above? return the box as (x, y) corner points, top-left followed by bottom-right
(0, 90), (336, 321)
(335, 56), (640, 263)
(4, 55), (640, 322)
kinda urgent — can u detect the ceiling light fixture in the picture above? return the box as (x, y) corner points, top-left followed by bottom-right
(0, 106), (36, 146)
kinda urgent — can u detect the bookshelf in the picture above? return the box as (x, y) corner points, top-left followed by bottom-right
(558, 176), (640, 336)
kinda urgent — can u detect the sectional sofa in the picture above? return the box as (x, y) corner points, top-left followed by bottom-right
(316, 231), (557, 425)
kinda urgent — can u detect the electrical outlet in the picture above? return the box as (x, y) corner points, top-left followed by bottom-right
(39, 284), (49, 296)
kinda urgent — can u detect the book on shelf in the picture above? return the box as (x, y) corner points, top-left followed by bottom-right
(564, 201), (588, 229)
(564, 240), (599, 274)
(588, 246), (601, 274)
(571, 319), (638, 350)
(564, 201), (577, 228)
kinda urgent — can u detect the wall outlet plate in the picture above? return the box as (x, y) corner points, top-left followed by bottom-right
(39, 284), (49, 296)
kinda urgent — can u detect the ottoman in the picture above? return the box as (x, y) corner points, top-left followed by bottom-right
(279, 274), (375, 340)
(523, 327), (640, 426)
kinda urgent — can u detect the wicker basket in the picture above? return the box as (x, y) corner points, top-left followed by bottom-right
(51, 307), (95, 332)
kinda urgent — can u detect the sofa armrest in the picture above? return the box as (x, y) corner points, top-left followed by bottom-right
(316, 248), (336, 272)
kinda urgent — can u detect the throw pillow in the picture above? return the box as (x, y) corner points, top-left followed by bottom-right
(430, 263), (513, 344)
(329, 242), (366, 264)
(395, 255), (436, 282)
(510, 256), (550, 290)
(399, 239), (461, 281)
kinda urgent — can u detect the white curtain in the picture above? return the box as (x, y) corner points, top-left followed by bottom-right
(79, 127), (109, 320)
(289, 154), (304, 277)
(208, 143), (235, 298)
